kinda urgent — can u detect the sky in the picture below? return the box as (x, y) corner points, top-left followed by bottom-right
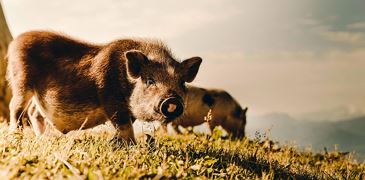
(2, 0), (365, 121)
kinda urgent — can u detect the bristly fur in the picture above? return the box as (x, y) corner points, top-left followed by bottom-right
(6, 30), (202, 142)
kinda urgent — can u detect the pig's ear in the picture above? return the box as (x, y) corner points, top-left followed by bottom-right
(242, 107), (248, 115)
(181, 57), (202, 82)
(125, 50), (148, 79)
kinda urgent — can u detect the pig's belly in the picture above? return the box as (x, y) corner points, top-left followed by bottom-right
(50, 107), (107, 133)
(33, 96), (108, 134)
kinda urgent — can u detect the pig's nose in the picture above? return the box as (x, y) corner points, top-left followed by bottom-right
(159, 97), (184, 119)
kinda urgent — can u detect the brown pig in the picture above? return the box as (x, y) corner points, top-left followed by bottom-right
(6, 31), (202, 143)
(162, 86), (247, 138)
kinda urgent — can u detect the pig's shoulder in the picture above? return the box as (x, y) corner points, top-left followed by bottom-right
(108, 38), (176, 63)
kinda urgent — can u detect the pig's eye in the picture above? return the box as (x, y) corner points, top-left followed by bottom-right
(146, 78), (156, 87)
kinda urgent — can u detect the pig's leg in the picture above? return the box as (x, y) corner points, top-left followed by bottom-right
(171, 123), (182, 134)
(7, 55), (34, 132)
(208, 121), (218, 134)
(160, 123), (168, 133)
(113, 120), (136, 144)
(9, 90), (33, 132)
(110, 113), (136, 144)
(27, 99), (46, 136)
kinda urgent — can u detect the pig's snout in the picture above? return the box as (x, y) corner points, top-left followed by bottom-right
(159, 96), (184, 120)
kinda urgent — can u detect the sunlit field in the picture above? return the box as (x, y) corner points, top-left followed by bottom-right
(0, 123), (364, 179)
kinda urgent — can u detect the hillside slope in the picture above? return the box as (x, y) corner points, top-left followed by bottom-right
(248, 114), (365, 156)
(0, 123), (364, 179)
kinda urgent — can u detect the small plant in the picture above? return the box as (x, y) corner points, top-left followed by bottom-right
(204, 109), (213, 123)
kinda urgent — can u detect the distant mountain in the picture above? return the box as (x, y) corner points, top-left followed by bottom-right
(247, 113), (365, 158)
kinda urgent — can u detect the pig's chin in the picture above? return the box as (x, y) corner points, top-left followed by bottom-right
(133, 112), (165, 122)
(161, 118), (175, 125)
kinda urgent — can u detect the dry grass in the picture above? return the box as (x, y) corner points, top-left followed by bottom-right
(0, 122), (364, 179)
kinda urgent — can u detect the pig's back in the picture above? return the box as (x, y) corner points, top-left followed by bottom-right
(8, 31), (101, 62)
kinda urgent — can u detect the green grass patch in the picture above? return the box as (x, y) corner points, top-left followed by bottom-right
(0, 123), (364, 179)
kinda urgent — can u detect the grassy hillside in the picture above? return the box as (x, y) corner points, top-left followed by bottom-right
(0, 123), (364, 179)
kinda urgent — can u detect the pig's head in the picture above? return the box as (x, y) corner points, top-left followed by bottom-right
(221, 105), (248, 139)
(229, 107), (248, 138)
(125, 50), (202, 123)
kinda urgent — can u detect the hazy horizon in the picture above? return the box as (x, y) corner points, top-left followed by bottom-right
(2, 0), (365, 122)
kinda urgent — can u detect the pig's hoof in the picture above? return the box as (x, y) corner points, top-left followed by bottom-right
(110, 136), (136, 148)
(145, 134), (157, 150)
(8, 127), (23, 136)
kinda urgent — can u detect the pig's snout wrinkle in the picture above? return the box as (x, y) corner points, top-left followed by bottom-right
(159, 96), (184, 120)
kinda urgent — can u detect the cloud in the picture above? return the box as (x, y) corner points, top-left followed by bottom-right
(3, 0), (240, 42)
(195, 48), (365, 116)
(299, 18), (321, 26)
(347, 21), (365, 29)
(299, 17), (365, 45)
(312, 25), (365, 45)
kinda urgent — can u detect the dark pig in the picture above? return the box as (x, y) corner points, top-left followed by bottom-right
(6, 31), (202, 143)
(162, 86), (247, 138)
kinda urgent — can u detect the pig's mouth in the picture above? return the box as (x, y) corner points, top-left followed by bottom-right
(161, 118), (173, 125)
(157, 96), (184, 123)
